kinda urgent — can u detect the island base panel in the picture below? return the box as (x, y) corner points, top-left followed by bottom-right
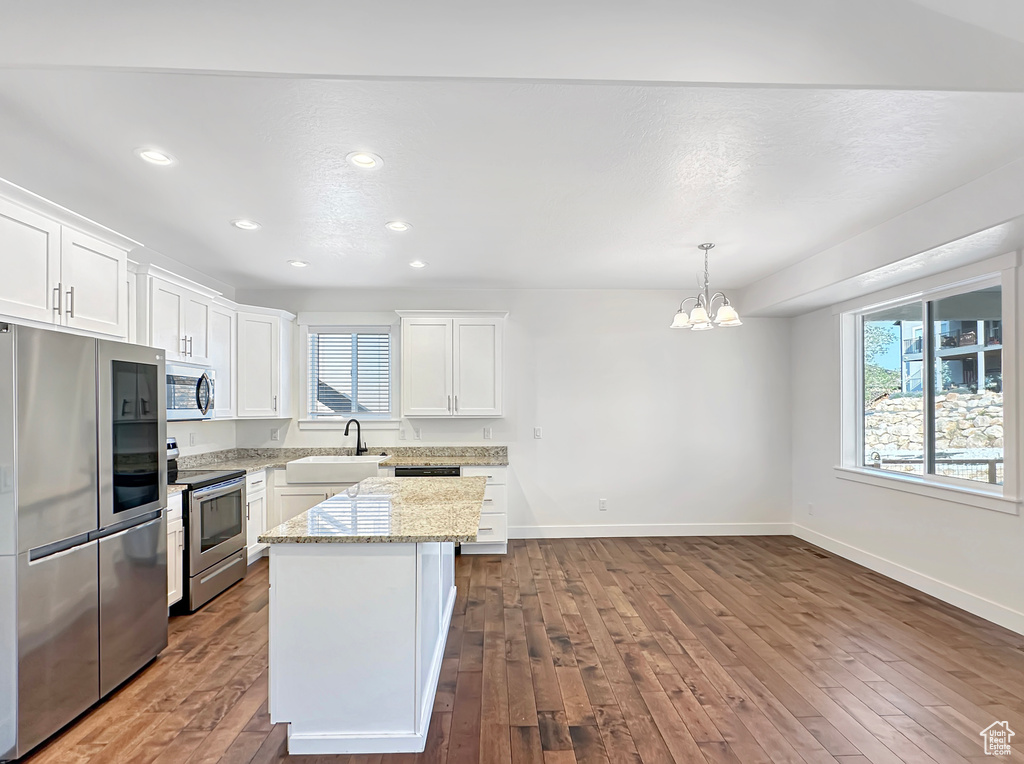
(268, 542), (455, 754)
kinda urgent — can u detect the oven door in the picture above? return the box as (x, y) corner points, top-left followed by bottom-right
(188, 479), (246, 573)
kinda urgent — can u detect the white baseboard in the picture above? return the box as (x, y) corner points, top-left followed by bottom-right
(508, 522), (792, 539)
(793, 524), (1024, 636)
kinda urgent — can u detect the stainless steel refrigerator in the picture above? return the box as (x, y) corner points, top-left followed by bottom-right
(0, 324), (169, 761)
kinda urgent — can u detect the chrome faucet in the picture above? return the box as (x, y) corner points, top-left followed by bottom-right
(344, 418), (368, 456)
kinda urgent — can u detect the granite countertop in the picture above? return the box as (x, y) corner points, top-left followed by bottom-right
(259, 476), (486, 544)
(176, 446), (508, 475)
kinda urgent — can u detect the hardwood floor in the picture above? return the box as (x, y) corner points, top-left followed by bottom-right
(21, 536), (1024, 763)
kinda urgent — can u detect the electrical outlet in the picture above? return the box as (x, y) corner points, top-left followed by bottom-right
(483, 427), (492, 440)
(270, 428), (280, 441)
(189, 432), (197, 447)
(534, 427), (543, 439)
(598, 498), (608, 511)
(413, 427), (421, 440)
(808, 502), (814, 516)
(399, 429), (407, 440)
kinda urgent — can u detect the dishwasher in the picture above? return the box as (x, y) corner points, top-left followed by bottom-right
(393, 466), (461, 478)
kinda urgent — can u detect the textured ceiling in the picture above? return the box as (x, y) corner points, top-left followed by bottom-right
(0, 70), (1023, 291)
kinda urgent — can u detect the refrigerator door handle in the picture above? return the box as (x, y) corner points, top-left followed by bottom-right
(28, 532), (93, 563)
(92, 510), (163, 541)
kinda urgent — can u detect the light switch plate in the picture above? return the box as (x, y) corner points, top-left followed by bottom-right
(270, 428), (280, 441)
(533, 427), (543, 439)
(483, 427), (492, 439)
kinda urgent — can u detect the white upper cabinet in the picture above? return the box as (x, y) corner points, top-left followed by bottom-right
(453, 318), (503, 417)
(59, 230), (129, 337)
(0, 194), (129, 338)
(0, 198), (60, 324)
(401, 317), (453, 416)
(237, 309), (293, 418)
(399, 311), (506, 418)
(147, 274), (212, 363)
(209, 302), (236, 418)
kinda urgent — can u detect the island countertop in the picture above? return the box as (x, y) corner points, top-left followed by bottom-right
(259, 476), (487, 544)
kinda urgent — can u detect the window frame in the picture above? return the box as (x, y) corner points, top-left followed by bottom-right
(298, 320), (400, 430)
(836, 254), (1019, 514)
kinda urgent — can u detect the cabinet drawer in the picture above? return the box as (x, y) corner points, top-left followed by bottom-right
(461, 465), (507, 485)
(470, 512), (507, 544)
(246, 471), (267, 493)
(481, 484), (507, 513)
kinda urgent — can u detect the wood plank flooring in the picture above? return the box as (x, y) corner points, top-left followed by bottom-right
(21, 536), (1024, 763)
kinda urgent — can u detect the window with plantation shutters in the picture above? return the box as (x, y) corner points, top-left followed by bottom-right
(307, 328), (391, 418)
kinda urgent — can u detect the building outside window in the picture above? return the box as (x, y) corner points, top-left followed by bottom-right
(855, 282), (1004, 487)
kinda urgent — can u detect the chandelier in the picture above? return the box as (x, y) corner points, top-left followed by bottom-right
(669, 243), (742, 330)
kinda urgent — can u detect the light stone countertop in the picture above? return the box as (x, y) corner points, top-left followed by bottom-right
(177, 446), (508, 475)
(259, 476), (487, 544)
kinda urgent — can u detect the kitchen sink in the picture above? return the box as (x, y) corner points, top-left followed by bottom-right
(285, 455), (388, 484)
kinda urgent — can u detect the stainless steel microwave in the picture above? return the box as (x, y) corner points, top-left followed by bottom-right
(166, 363), (214, 421)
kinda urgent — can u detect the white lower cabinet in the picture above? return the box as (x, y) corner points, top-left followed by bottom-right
(246, 471), (268, 564)
(167, 492), (184, 608)
(461, 466), (508, 554)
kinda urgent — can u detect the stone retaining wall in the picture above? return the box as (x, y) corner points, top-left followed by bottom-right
(865, 392), (1003, 452)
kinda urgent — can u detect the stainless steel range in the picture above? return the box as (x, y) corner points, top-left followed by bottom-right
(170, 469), (247, 612)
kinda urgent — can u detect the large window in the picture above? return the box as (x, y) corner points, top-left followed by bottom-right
(855, 281), (1004, 488)
(306, 328), (391, 419)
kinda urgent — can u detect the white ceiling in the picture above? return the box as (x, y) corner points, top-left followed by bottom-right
(2, 2), (1024, 293)
(0, 70), (1023, 291)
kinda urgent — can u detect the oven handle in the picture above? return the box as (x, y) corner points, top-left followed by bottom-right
(191, 478), (245, 504)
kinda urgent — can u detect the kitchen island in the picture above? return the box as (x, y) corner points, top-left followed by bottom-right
(259, 476), (486, 755)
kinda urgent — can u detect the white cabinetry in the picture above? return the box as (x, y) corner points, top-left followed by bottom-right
(148, 274), (214, 363)
(460, 466), (508, 555)
(237, 309), (294, 418)
(246, 471), (267, 564)
(209, 302), (236, 418)
(167, 492), (184, 607)
(0, 194), (129, 338)
(398, 312), (505, 418)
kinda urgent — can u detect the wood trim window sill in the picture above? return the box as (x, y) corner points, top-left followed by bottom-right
(833, 466), (1020, 515)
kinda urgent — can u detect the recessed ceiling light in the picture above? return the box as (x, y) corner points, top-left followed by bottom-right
(231, 219), (261, 231)
(409, 260), (428, 269)
(346, 151), (383, 170)
(135, 148), (175, 166)
(288, 260), (309, 268)
(385, 221), (412, 232)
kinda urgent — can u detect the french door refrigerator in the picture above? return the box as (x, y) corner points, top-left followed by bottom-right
(0, 325), (168, 761)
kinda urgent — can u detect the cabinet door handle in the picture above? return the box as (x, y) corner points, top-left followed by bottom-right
(187, 336), (193, 357)
(273, 395), (277, 410)
(447, 395), (452, 413)
(181, 336), (188, 355)
(246, 502), (251, 521)
(53, 282), (62, 317)
(479, 527), (493, 533)
(65, 286), (75, 318)
(455, 395), (458, 412)
(483, 498), (493, 503)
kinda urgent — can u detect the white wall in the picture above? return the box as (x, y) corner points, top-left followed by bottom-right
(167, 419), (237, 458)
(234, 288), (793, 537)
(790, 306), (1024, 634)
